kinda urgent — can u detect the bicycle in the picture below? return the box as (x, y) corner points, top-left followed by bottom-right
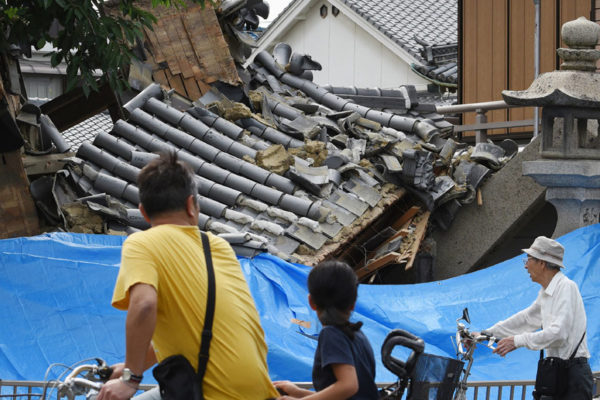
(379, 308), (497, 400)
(38, 358), (113, 400)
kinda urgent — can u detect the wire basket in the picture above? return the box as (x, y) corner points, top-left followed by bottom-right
(409, 353), (464, 400)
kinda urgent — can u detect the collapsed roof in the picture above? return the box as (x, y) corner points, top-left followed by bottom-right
(34, 41), (517, 281)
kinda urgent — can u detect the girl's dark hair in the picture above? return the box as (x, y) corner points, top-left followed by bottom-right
(308, 260), (363, 339)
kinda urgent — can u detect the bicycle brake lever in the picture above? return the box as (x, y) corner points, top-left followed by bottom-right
(97, 365), (113, 382)
(486, 337), (499, 350)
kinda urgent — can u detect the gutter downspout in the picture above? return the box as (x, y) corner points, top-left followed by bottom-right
(533, 0), (541, 138)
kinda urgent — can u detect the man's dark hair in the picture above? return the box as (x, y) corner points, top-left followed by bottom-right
(308, 260), (362, 339)
(137, 151), (198, 218)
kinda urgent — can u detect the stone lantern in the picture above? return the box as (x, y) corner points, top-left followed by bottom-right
(502, 17), (600, 237)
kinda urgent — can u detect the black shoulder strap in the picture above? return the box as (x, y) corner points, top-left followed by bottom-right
(196, 232), (216, 396)
(570, 332), (586, 360)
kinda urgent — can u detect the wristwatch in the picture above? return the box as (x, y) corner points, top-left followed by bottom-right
(121, 368), (143, 384)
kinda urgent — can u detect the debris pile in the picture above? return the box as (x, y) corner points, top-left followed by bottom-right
(28, 43), (517, 282)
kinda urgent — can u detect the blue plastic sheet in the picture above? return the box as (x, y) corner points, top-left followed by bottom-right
(1, 225), (599, 385)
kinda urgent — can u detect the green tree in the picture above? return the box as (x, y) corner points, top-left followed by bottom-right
(0, 0), (211, 97)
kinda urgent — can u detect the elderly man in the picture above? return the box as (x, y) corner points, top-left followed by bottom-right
(485, 236), (592, 400)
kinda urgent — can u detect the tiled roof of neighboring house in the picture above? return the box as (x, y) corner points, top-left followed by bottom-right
(341, 0), (458, 64)
(57, 43), (516, 276)
(62, 112), (113, 151)
(260, 0), (457, 65)
(322, 84), (457, 108)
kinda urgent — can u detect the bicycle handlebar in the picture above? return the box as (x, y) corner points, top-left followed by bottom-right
(50, 360), (113, 399)
(456, 327), (498, 357)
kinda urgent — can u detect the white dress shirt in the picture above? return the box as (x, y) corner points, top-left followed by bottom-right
(488, 271), (589, 359)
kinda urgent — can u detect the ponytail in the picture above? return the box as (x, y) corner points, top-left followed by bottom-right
(320, 307), (363, 339)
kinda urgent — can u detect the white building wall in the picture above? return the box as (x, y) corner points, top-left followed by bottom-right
(23, 75), (63, 100)
(276, 1), (428, 89)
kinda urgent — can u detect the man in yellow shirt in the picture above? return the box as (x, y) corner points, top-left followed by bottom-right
(97, 151), (279, 400)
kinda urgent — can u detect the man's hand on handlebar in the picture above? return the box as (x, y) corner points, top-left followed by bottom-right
(97, 377), (137, 400)
(493, 336), (516, 357)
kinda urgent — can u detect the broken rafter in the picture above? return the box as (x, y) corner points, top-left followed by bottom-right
(355, 210), (431, 281)
(297, 186), (406, 267)
(391, 205), (420, 230)
(403, 211), (430, 271)
(354, 252), (410, 280)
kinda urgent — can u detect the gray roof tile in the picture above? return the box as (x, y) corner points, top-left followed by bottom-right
(341, 0), (457, 63)
(62, 112), (113, 151)
(61, 43), (516, 264)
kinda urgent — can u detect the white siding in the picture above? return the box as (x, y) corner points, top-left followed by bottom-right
(23, 75), (63, 100)
(276, 1), (428, 88)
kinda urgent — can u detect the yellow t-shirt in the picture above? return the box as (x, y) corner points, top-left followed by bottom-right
(112, 224), (278, 399)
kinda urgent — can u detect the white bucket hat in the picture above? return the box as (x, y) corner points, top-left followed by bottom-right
(522, 236), (565, 268)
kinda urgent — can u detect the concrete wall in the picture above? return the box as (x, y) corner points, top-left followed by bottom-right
(432, 136), (547, 280)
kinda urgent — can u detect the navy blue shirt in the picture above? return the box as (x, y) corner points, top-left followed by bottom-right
(312, 325), (378, 399)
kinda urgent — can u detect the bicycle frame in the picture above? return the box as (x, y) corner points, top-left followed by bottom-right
(453, 308), (497, 400)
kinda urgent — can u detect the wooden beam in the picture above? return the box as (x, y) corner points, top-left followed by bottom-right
(0, 150), (40, 238)
(356, 210), (431, 280)
(355, 252), (409, 280)
(391, 206), (420, 230)
(404, 211), (431, 271)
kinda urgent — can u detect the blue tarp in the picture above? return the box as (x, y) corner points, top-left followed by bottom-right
(1, 224), (599, 385)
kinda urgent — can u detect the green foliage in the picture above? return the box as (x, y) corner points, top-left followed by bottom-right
(0, 0), (212, 96)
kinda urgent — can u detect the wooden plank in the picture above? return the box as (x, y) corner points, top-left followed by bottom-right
(196, 78), (212, 96)
(403, 211), (430, 271)
(23, 153), (76, 176)
(0, 150), (40, 238)
(143, 26), (165, 64)
(355, 252), (409, 280)
(179, 56), (195, 79)
(152, 69), (171, 89)
(508, 0), (529, 133)
(183, 77), (202, 101)
(540, 0), (558, 72)
(462, 0), (479, 126)
(356, 211), (430, 279)
(490, 0), (508, 134)
(164, 69), (188, 98)
(477, 0), (493, 103)
(391, 206), (420, 231)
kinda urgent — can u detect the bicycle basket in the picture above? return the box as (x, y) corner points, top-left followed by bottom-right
(408, 353), (464, 400)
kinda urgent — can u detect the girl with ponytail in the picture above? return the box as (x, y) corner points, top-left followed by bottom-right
(274, 261), (378, 399)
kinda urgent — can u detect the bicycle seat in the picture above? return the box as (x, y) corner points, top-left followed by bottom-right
(381, 329), (425, 379)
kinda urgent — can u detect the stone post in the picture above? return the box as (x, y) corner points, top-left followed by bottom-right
(502, 17), (600, 237)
